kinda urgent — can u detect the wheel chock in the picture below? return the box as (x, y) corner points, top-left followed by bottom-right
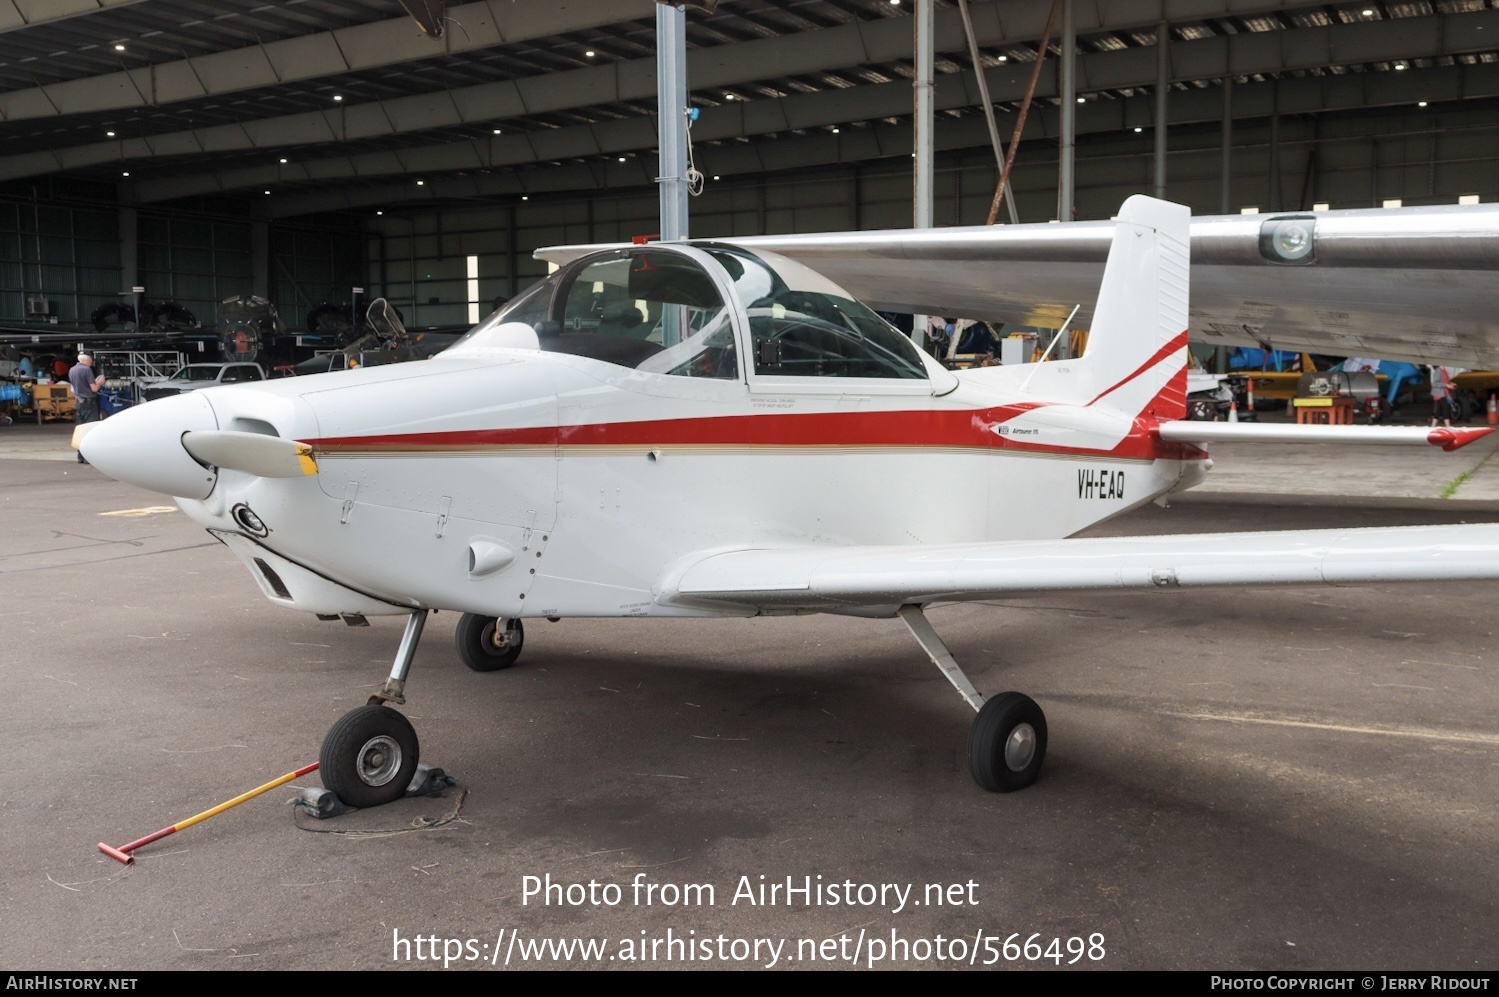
(406, 764), (456, 798)
(292, 764), (458, 819)
(291, 786), (359, 819)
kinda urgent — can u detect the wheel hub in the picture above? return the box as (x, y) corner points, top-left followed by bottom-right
(485, 621), (511, 651)
(1004, 723), (1037, 772)
(356, 735), (403, 787)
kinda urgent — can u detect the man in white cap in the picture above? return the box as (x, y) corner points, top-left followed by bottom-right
(68, 352), (105, 464)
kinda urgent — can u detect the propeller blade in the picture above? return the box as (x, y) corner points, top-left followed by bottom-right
(181, 430), (317, 478)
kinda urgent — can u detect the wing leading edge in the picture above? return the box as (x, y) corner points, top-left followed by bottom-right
(658, 524), (1499, 614)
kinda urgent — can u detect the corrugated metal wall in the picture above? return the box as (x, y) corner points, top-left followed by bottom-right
(0, 180), (367, 332)
(0, 200), (119, 325)
(137, 214), (253, 327)
(271, 224), (364, 333)
(365, 101), (1499, 326)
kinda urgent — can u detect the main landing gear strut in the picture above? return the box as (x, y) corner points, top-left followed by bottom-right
(318, 607), (1032, 800)
(897, 605), (1048, 792)
(318, 609), (526, 808)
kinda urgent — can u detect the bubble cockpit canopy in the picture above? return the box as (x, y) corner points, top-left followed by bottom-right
(447, 243), (934, 384)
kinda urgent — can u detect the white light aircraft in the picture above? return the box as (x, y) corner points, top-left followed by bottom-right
(76, 196), (1499, 803)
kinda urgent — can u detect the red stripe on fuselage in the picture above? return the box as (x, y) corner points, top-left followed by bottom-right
(306, 401), (1206, 462)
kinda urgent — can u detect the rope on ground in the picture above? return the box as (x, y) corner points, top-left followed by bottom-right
(290, 789), (469, 837)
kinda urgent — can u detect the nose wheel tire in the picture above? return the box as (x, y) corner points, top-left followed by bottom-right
(320, 704), (420, 808)
(968, 692), (1047, 792)
(455, 613), (524, 672)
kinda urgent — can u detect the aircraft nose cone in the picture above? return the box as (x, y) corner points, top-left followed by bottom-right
(79, 391), (219, 499)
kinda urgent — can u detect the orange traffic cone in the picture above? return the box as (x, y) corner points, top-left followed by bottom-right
(1488, 393), (1497, 426)
(1228, 393), (1240, 423)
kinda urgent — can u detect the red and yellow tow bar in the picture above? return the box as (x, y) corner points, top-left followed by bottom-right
(98, 762), (319, 865)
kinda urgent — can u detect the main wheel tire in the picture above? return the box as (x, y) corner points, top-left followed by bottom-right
(320, 705), (419, 808)
(455, 613), (524, 672)
(968, 692), (1048, 792)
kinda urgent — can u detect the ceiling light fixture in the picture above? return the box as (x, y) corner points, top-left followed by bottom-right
(1395, 62), (1407, 70)
(114, 43), (125, 51)
(121, 171), (130, 176)
(1133, 126), (1142, 132)
(1363, 8), (1374, 15)
(263, 189), (270, 194)
(997, 55), (1007, 62)
(1077, 96), (1085, 103)
(1418, 100), (1428, 106)
(585, 49), (595, 57)
(279, 157), (288, 163)
(492, 128), (502, 134)
(333, 94), (343, 101)
(521, 195), (529, 200)
(106, 130), (115, 137)
(376, 210), (383, 215)
(416, 179), (424, 185)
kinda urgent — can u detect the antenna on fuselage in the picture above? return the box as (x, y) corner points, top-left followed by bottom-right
(1020, 303), (1081, 392)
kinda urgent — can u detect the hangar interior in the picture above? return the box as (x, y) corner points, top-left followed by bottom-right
(10, 4), (1499, 973)
(0, 0), (1493, 333)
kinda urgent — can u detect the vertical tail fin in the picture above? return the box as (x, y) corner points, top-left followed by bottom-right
(1076, 195), (1191, 421)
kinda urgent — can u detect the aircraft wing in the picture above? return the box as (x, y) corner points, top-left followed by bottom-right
(536, 203), (1499, 368)
(657, 524), (1499, 614)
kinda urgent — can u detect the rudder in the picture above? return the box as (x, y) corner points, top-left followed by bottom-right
(1076, 195), (1190, 421)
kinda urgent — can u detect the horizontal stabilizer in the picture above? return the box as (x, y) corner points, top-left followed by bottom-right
(1158, 422), (1493, 451)
(661, 524), (1499, 612)
(181, 430), (318, 478)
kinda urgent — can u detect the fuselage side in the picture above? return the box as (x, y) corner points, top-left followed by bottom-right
(171, 347), (1205, 619)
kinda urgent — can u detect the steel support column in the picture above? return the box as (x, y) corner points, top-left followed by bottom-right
(118, 206), (136, 293)
(656, 4), (690, 242)
(1058, 0), (1075, 222)
(912, 0), (935, 347)
(251, 220), (269, 298)
(1220, 77), (1233, 214)
(914, 0), (935, 229)
(1269, 110), (1281, 212)
(1154, 21), (1168, 200)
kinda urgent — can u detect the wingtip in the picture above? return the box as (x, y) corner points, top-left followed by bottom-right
(1429, 427), (1496, 451)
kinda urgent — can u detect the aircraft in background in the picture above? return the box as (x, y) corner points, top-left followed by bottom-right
(73, 196), (1499, 804)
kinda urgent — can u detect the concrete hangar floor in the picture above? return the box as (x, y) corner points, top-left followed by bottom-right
(4, 421), (1499, 971)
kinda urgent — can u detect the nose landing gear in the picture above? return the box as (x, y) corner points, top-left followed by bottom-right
(319, 704), (420, 808)
(319, 608), (428, 808)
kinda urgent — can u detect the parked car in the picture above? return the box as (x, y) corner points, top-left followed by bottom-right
(140, 362), (265, 401)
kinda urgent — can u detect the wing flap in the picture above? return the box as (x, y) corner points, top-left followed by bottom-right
(662, 524), (1499, 611)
